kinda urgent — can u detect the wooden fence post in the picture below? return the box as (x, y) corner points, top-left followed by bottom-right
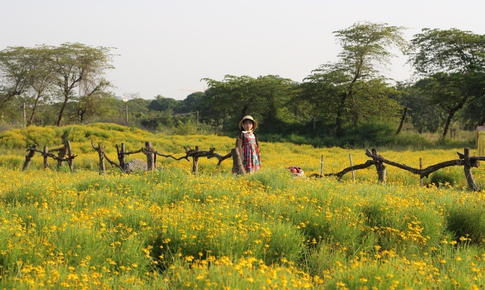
(118, 143), (127, 170)
(22, 144), (37, 171)
(320, 155), (324, 176)
(56, 144), (66, 168)
(419, 158), (423, 186)
(349, 154), (355, 181)
(464, 147), (480, 191)
(97, 143), (106, 174)
(145, 142), (155, 171)
(192, 146), (199, 175)
(372, 148), (386, 183)
(65, 141), (74, 172)
(43, 146), (49, 169)
(231, 148), (245, 175)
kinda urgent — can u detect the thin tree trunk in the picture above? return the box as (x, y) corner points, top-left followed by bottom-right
(27, 94), (42, 126)
(441, 97), (469, 138)
(395, 107), (408, 135)
(56, 94), (69, 126)
(334, 93), (348, 136)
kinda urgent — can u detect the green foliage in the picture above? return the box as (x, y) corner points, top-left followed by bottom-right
(388, 131), (434, 150)
(446, 202), (485, 244)
(429, 170), (460, 188)
(173, 119), (197, 135)
(0, 130), (28, 149)
(338, 120), (397, 148)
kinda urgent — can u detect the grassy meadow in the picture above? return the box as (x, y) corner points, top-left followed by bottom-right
(1, 123), (485, 289)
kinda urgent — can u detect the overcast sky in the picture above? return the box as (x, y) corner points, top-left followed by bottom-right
(1, 0), (484, 100)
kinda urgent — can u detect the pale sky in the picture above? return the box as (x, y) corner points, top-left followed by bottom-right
(1, 0), (484, 100)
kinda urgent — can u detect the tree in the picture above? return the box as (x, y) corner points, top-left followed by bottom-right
(202, 75), (296, 132)
(394, 82), (442, 134)
(25, 47), (55, 126)
(460, 72), (485, 129)
(182, 92), (204, 113)
(0, 46), (37, 110)
(49, 43), (114, 126)
(77, 92), (119, 123)
(305, 21), (408, 136)
(415, 73), (469, 137)
(148, 95), (182, 112)
(409, 28), (485, 75)
(0, 43), (115, 126)
(409, 28), (485, 136)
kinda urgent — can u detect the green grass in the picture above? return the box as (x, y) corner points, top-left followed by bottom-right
(1, 123), (485, 289)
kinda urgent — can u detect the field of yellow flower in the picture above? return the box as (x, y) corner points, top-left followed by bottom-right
(1, 123), (485, 289)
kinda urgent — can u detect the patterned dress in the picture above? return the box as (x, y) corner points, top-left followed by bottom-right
(241, 131), (261, 173)
(478, 130), (485, 156)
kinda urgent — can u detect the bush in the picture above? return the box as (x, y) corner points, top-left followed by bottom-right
(339, 121), (396, 148)
(429, 170), (459, 188)
(446, 204), (485, 244)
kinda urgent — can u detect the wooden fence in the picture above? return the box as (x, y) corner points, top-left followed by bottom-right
(90, 141), (244, 175)
(311, 147), (485, 191)
(22, 142), (485, 191)
(23, 141), (77, 172)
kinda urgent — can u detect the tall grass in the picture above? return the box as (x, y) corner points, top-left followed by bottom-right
(1, 123), (485, 288)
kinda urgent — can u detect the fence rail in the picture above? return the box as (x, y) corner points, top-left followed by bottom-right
(21, 142), (485, 191)
(310, 147), (485, 191)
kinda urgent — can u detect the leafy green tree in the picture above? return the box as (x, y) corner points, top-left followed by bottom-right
(25, 47), (55, 126)
(0, 46), (39, 110)
(415, 73), (473, 137)
(182, 92), (204, 113)
(409, 28), (485, 136)
(394, 82), (442, 133)
(148, 95), (182, 112)
(409, 28), (485, 75)
(202, 74), (296, 133)
(77, 92), (120, 123)
(49, 43), (114, 126)
(459, 72), (485, 129)
(305, 21), (408, 136)
(299, 66), (348, 132)
(0, 43), (114, 126)
(125, 97), (151, 124)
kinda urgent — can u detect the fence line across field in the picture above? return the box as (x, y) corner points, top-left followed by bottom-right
(312, 147), (485, 191)
(21, 142), (485, 191)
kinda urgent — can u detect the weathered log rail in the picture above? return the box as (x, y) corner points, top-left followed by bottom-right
(91, 141), (237, 175)
(23, 141), (77, 171)
(23, 141), (483, 191)
(311, 147), (485, 191)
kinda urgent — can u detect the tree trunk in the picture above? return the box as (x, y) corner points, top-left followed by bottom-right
(27, 94), (42, 126)
(56, 94), (69, 126)
(334, 93), (348, 136)
(441, 96), (469, 138)
(395, 107), (408, 135)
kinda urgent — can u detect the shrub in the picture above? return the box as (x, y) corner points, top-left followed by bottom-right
(339, 121), (396, 148)
(429, 170), (459, 188)
(446, 204), (485, 244)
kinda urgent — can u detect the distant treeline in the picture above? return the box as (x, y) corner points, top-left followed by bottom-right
(1, 23), (484, 148)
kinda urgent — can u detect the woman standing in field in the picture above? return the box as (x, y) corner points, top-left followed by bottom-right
(235, 115), (261, 174)
(477, 118), (485, 156)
